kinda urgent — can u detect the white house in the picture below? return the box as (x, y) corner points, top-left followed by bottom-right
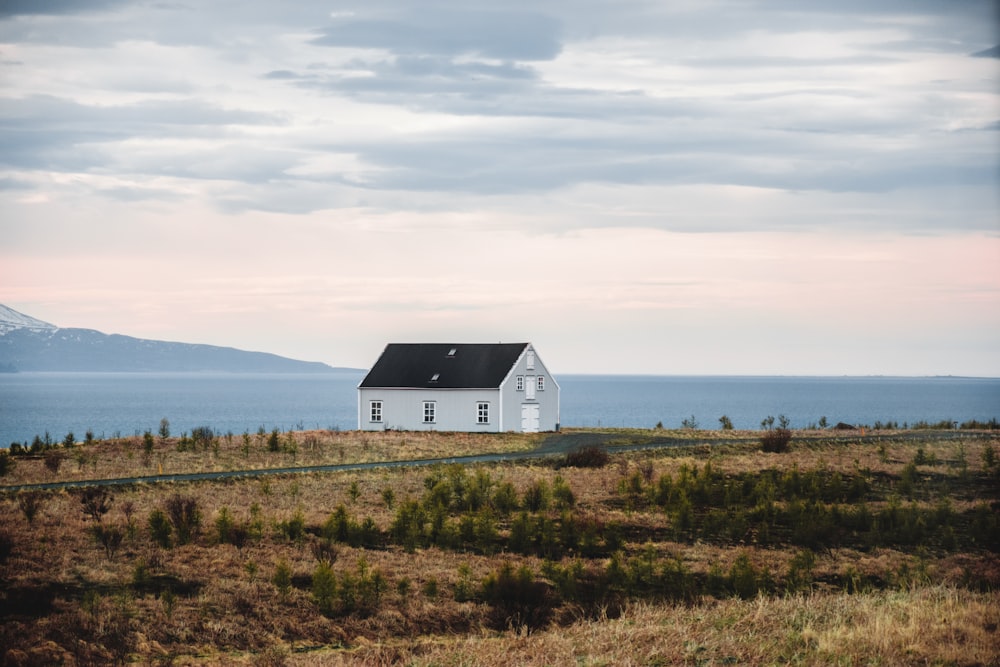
(357, 343), (560, 432)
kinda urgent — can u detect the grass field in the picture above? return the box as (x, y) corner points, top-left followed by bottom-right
(1, 428), (997, 665)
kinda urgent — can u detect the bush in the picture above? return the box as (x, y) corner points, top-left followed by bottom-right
(491, 481), (520, 515)
(277, 508), (306, 543)
(312, 562), (337, 615)
(913, 447), (937, 466)
(191, 426), (215, 449)
(728, 552), (766, 599)
(390, 499), (427, 552)
(164, 494), (200, 545)
(785, 548), (816, 593)
(79, 487), (113, 523)
(522, 479), (551, 512)
(0, 450), (14, 476)
(148, 508), (173, 548)
(92, 523), (124, 559)
(215, 507), (235, 545)
(0, 529), (13, 564)
(43, 448), (66, 473)
(760, 428), (792, 453)
(273, 559), (293, 598)
(552, 475), (576, 509)
(142, 431), (155, 460)
(17, 491), (46, 525)
(564, 445), (610, 468)
(480, 562), (554, 630)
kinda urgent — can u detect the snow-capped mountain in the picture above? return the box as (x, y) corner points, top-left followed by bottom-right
(0, 304), (57, 335)
(0, 304), (341, 373)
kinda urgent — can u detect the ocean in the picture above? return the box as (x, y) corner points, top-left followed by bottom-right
(1, 372), (998, 446)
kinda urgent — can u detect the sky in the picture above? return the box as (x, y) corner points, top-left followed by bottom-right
(1, 0), (998, 376)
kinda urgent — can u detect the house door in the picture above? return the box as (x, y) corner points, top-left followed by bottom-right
(521, 404), (540, 432)
(525, 376), (536, 400)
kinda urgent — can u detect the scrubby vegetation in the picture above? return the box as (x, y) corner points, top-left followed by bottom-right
(1, 427), (997, 664)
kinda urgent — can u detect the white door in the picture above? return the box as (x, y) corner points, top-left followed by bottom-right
(521, 404), (540, 432)
(526, 376), (536, 400)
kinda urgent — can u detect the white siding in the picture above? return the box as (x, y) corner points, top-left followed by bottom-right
(498, 345), (560, 432)
(358, 388), (502, 431)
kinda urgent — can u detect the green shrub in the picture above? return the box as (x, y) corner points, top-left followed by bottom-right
(453, 563), (476, 602)
(983, 444), (997, 469)
(491, 481), (520, 515)
(785, 548), (816, 593)
(312, 562), (337, 615)
(215, 507), (235, 545)
(422, 576), (439, 599)
(480, 561), (553, 630)
(323, 504), (353, 543)
(273, 559), (293, 598)
(552, 475), (576, 509)
(523, 479), (551, 512)
(391, 499), (427, 552)
(277, 508), (306, 542)
(728, 552), (763, 599)
(148, 509), (173, 548)
(913, 447), (937, 466)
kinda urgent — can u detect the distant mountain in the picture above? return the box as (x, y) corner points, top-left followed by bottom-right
(0, 304), (349, 373)
(0, 304), (56, 335)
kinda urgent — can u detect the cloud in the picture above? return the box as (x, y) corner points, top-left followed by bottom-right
(310, 8), (562, 61)
(972, 45), (1000, 58)
(0, 95), (285, 175)
(1, 0), (996, 230)
(0, 0), (127, 17)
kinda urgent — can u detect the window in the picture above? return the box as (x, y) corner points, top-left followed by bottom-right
(516, 375), (524, 391)
(423, 401), (436, 423)
(477, 402), (490, 424)
(430, 373), (440, 382)
(526, 350), (535, 370)
(447, 348), (457, 357)
(537, 376), (545, 391)
(369, 401), (382, 423)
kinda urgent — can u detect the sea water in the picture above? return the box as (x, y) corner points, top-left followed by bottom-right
(1, 372), (998, 446)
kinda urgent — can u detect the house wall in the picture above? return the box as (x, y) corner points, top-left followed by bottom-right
(498, 345), (560, 432)
(358, 387), (502, 432)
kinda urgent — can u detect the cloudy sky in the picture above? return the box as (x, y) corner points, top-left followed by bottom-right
(1, 1), (997, 376)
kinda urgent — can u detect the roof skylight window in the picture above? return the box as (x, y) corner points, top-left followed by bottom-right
(447, 348), (457, 357)
(430, 373), (440, 382)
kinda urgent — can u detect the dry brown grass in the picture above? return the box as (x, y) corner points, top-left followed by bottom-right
(2, 429), (541, 486)
(296, 587), (998, 667)
(1, 429), (997, 665)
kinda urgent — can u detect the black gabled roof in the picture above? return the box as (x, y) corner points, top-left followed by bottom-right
(359, 343), (529, 389)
